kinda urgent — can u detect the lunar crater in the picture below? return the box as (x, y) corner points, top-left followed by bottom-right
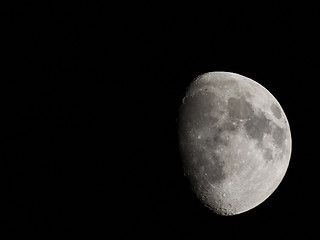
(270, 103), (282, 119)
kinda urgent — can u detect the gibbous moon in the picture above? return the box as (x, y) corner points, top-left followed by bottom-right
(178, 72), (292, 216)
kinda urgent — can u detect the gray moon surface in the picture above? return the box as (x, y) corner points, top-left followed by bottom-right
(178, 72), (292, 216)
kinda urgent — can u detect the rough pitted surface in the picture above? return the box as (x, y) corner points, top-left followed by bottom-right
(179, 92), (227, 189)
(178, 72), (292, 216)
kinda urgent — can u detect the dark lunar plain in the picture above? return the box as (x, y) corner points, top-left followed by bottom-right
(1, 1), (319, 237)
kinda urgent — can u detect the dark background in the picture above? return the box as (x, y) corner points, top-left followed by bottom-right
(1, 1), (318, 237)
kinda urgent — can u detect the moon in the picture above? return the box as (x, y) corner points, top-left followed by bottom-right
(178, 72), (292, 216)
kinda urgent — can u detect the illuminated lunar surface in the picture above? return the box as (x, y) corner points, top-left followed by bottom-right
(178, 72), (292, 216)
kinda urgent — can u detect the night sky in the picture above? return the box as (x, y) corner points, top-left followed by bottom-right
(2, 2), (318, 237)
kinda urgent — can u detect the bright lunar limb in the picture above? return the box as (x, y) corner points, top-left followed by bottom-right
(178, 72), (292, 216)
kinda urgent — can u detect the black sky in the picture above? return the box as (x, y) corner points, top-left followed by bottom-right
(1, 1), (318, 237)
